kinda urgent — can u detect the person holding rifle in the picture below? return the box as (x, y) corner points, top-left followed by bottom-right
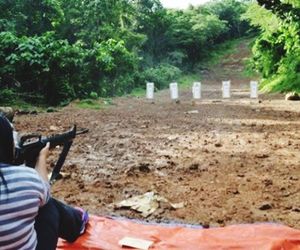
(0, 114), (89, 250)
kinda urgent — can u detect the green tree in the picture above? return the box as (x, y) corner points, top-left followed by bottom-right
(244, 1), (300, 92)
(0, 0), (63, 35)
(0, 0), (252, 105)
(203, 0), (250, 38)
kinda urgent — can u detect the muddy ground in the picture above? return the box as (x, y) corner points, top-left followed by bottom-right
(14, 40), (300, 229)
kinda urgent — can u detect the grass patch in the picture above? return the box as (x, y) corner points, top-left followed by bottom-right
(241, 37), (261, 78)
(201, 36), (256, 68)
(4, 96), (112, 111)
(203, 39), (241, 67)
(11, 100), (38, 110)
(241, 58), (259, 78)
(129, 87), (146, 97)
(178, 74), (201, 88)
(76, 99), (103, 110)
(260, 73), (300, 93)
(0, 98), (46, 112)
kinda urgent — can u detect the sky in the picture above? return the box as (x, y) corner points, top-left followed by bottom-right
(160, 0), (211, 9)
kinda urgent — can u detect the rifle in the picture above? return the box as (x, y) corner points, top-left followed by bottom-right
(14, 125), (89, 183)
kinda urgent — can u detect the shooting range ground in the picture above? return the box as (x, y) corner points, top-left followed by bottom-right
(14, 83), (300, 230)
(13, 40), (300, 230)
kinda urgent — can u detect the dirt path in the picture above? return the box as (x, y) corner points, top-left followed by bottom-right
(14, 39), (300, 229)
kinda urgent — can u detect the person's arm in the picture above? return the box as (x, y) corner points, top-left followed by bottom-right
(35, 142), (50, 182)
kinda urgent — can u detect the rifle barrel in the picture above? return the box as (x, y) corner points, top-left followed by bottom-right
(76, 128), (89, 135)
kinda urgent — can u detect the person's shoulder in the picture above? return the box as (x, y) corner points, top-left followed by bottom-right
(2, 163), (32, 170)
(1, 164), (39, 177)
(2, 164), (50, 189)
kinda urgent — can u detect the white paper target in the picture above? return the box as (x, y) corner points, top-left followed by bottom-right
(146, 82), (154, 99)
(222, 81), (231, 98)
(192, 82), (201, 99)
(170, 82), (179, 100)
(250, 81), (258, 99)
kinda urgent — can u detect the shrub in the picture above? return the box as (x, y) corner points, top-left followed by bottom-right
(141, 63), (182, 89)
(89, 91), (98, 99)
(0, 88), (16, 104)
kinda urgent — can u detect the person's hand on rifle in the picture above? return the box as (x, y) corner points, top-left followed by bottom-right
(35, 142), (50, 182)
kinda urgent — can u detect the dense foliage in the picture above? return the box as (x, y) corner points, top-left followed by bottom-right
(0, 0), (250, 105)
(243, 0), (300, 93)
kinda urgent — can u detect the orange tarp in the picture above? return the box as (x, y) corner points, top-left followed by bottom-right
(57, 215), (300, 250)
